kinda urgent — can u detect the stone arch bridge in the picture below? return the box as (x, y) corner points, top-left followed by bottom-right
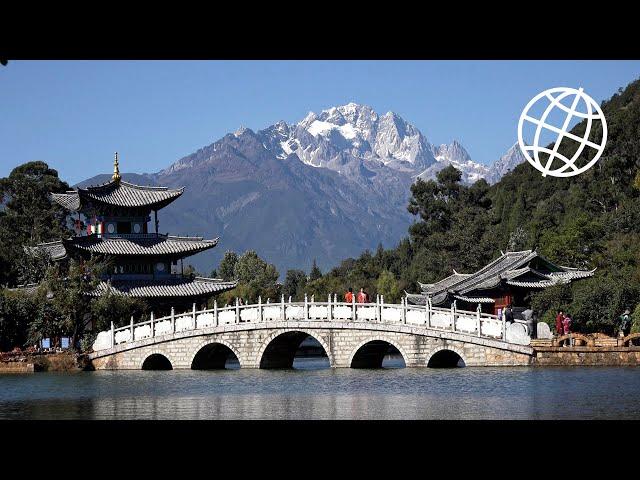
(89, 296), (534, 370)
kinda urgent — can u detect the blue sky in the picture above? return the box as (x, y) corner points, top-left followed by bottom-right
(1, 60), (639, 185)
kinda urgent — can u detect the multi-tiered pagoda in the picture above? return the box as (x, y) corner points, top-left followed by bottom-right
(32, 154), (236, 309)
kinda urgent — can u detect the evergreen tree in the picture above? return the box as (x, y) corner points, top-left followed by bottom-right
(309, 259), (322, 281)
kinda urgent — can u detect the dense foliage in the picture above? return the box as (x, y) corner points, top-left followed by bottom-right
(301, 79), (640, 334)
(0, 161), (72, 287)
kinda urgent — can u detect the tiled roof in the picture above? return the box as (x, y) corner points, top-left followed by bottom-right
(453, 295), (495, 303)
(409, 250), (594, 306)
(27, 240), (68, 261)
(51, 179), (184, 211)
(92, 277), (237, 298)
(506, 269), (595, 288)
(419, 273), (472, 294)
(50, 193), (81, 211)
(64, 234), (218, 257)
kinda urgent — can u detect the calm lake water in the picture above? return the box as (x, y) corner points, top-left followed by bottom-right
(1, 358), (639, 419)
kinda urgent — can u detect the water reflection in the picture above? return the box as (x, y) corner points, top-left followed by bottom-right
(1, 364), (640, 419)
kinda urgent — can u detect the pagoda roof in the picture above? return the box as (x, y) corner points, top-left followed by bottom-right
(63, 234), (218, 257)
(92, 277), (237, 298)
(25, 240), (68, 261)
(409, 250), (595, 306)
(51, 179), (184, 211)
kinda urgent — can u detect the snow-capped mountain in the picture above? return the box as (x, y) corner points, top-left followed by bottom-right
(486, 143), (526, 184)
(116, 103), (525, 276)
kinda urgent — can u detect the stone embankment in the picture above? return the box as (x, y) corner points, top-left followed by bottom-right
(0, 351), (91, 373)
(531, 333), (640, 366)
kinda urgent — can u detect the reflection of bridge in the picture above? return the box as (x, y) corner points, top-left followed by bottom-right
(89, 295), (534, 370)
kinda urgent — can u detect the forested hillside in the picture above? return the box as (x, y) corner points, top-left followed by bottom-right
(302, 79), (640, 334)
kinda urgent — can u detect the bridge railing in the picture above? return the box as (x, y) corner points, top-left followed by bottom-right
(100, 294), (517, 350)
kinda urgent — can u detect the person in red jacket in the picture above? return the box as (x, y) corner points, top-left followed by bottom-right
(344, 287), (354, 303)
(555, 311), (565, 336)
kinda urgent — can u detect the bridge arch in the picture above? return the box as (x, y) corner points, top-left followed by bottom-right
(425, 347), (466, 368)
(141, 352), (174, 370)
(348, 336), (408, 369)
(554, 333), (594, 346)
(622, 333), (640, 347)
(257, 329), (332, 369)
(190, 338), (244, 369)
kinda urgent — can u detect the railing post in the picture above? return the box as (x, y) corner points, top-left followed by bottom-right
(426, 298), (430, 328)
(150, 311), (155, 338)
(502, 315), (507, 341)
(235, 297), (240, 324)
(130, 315), (134, 342)
(451, 301), (456, 331)
(192, 302), (197, 329)
(171, 306), (175, 334)
(258, 296), (263, 323)
(476, 304), (482, 337)
(402, 296), (407, 325)
(281, 294), (285, 321)
(304, 293), (308, 321)
(352, 293), (356, 322)
(110, 321), (114, 347)
(328, 294), (332, 322)
(214, 300), (218, 327)
(376, 294), (381, 323)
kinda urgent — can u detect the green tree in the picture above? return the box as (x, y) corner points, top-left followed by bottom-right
(0, 161), (72, 287)
(283, 269), (307, 300)
(218, 251), (238, 281)
(376, 270), (400, 303)
(232, 250), (279, 303)
(309, 259), (322, 281)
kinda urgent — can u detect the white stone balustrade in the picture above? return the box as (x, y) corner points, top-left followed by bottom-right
(308, 305), (328, 319)
(218, 310), (236, 325)
(456, 315), (477, 334)
(97, 295), (530, 353)
(134, 324), (151, 340)
(356, 307), (377, 321)
(286, 305), (304, 320)
(333, 306), (352, 320)
(263, 306), (282, 320)
(175, 315), (194, 332)
(240, 308), (259, 322)
(381, 307), (402, 323)
(196, 313), (215, 328)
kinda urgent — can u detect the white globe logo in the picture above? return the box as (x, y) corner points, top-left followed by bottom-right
(518, 87), (607, 178)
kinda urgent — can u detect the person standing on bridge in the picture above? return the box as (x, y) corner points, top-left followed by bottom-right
(344, 287), (354, 303)
(563, 314), (572, 346)
(555, 311), (565, 337)
(357, 287), (367, 304)
(504, 304), (514, 325)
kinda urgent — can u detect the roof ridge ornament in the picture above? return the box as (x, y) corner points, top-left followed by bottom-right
(112, 152), (121, 182)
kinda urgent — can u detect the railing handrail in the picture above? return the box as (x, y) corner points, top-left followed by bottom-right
(108, 295), (513, 346)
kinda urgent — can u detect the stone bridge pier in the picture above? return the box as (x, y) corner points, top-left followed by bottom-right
(89, 323), (534, 370)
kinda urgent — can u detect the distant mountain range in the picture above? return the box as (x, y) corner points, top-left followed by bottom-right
(80, 103), (525, 277)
